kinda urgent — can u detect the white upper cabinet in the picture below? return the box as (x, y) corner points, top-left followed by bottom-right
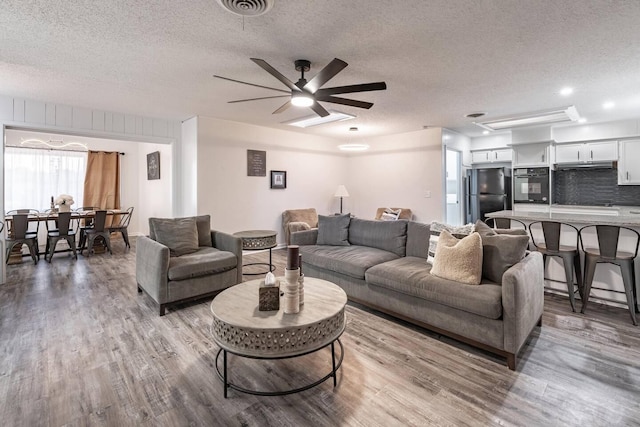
(618, 139), (640, 185)
(555, 141), (618, 164)
(512, 143), (551, 167)
(471, 148), (512, 163)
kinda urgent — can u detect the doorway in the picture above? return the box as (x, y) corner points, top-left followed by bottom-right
(445, 148), (462, 225)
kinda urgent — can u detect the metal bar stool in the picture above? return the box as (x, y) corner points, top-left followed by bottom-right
(485, 217), (527, 231)
(578, 225), (639, 326)
(529, 221), (582, 312)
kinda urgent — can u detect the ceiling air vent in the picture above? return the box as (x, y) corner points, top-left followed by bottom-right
(217, 0), (274, 16)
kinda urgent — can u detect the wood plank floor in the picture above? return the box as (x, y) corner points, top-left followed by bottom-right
(1, 238), (639, 426)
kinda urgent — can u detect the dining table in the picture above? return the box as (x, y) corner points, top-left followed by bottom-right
(4, 209), (126, 263)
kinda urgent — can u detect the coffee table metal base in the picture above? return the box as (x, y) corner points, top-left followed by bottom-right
(215, 339), (343, 398)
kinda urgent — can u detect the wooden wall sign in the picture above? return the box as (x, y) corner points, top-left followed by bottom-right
(247, 149), (266, 176)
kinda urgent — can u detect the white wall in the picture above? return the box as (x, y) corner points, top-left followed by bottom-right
(443, 129), (472, 167)
(137, 143), (173, 235)
(346, 128), (444, 223)
(195, 117), (347, 242)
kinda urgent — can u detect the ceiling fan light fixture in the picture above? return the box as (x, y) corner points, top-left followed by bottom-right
(291, 92), (314, 107)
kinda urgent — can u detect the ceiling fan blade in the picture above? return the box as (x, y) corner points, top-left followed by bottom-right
(251, 58), (299, 91)
(310, 102), (330, 117)
(304, 58), (348, 93)
(315, 95), (374, 109)
(213, 75), (290, 94)
(228, 95), (290, 104)
(272, 101), (292, 114)
(316, 82), (387, 96)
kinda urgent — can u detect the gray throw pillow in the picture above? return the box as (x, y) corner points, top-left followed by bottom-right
(195, 215), (213, 247)
(152, 217), (199, 257)
(317, 214), (350, 246)
(475, 220), (529, 283)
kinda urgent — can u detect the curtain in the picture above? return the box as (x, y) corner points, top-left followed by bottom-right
(4, 147), (87, 212)
(83, 151), (121, 211)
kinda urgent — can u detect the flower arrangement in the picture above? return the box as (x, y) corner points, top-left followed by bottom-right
(55, 194), (75, 206)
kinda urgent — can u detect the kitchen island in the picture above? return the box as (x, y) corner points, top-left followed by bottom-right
(487, 206), (640, 313)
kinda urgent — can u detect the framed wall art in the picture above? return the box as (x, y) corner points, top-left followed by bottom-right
(247, 149), (266, 176)
(270, 170), (287, 189)
(147, 151), (160, 180)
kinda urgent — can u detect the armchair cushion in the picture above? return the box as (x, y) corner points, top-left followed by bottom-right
(150, 215), (212, 248)
(168, 247), (237, 281)
(151, 217), (199, 257)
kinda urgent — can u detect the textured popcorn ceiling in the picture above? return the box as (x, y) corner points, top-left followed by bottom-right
(1, 1), (640, 139)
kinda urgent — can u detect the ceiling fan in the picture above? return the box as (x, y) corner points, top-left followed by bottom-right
(214, 58), (387, 117)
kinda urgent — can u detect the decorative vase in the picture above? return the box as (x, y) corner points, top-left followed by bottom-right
(58, 204), (71, 213)
(283, 268), (300, 314)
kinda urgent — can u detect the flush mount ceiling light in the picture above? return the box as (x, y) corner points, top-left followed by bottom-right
(338, 144), (370, 151)
(284, 111), (355, 128)
(217, 0), (274, 16)
(465, 112), (487, 119)
(560, 87), (574, 96)
(473, 105), (580, 131)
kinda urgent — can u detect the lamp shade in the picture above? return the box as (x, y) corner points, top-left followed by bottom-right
(334, 185), (350, 198)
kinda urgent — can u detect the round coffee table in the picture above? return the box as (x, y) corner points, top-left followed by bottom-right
(210, 277), (347, 397)
(233, 229), (277, 275)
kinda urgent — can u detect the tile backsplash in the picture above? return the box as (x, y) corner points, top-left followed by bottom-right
(554, 168), (640, 206)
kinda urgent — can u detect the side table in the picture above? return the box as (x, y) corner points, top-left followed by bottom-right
(233, 229), (277, 275)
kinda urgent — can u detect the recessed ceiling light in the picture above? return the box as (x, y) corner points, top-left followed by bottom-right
(482, 130), (490, 135)
(465, 112), (486, 119)
(603, 101), (615, 110)
(560, 87), (574, 96)
(474, 106), (579, 131)
(283, 111), (355, 128)
(578, 117), (587, 124)
(338, 144), (370, 151)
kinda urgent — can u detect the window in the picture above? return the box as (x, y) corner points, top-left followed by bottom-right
(4, 147), (88, 212)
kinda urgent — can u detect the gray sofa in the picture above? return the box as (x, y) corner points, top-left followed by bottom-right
(291, 218), (544, 370)
(136, 215), (242, 316)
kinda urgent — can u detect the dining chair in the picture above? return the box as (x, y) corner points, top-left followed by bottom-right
(44, 211), (78, 262)
(6, 209), (40, 240)
(485, 217), (527, 231)
(76, 206), (101, 249)
(108, 207), (133, 248)
(81, 210), (112, 256)
(5, 214), (38, 265)
(578, 225), (640, 326)
(529, 221), (582, 312)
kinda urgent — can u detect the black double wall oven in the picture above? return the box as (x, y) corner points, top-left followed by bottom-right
(513, 167), (550, 204)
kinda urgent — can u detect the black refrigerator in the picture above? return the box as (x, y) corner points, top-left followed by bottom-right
(466, 167), (512, 223)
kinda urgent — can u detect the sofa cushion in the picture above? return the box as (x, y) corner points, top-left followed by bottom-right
(406, 221), (430, 258)
(475, 220), (529, 284)
(151, 217), (199, 257)
(427, 221), (474, 264)
(317, 214), (351, 246)
(348, 218), (407, 257)
(168, 247), (237, 281)
(431, 231), (483, 286)
(366, 256), (503, 319)
(300, 245), (400, 280)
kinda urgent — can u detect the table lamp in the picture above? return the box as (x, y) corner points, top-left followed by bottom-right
(334, 185), (350, 214)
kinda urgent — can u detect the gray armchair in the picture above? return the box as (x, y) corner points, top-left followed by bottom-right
(136, 215), (242, 315)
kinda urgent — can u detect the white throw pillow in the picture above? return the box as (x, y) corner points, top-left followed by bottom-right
(427, 221), (474, 264)
(431, 231), (483, 285)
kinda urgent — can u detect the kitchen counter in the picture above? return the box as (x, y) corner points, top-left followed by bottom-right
(487, 205), (640, 312)
(487, 208), (640, 227)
